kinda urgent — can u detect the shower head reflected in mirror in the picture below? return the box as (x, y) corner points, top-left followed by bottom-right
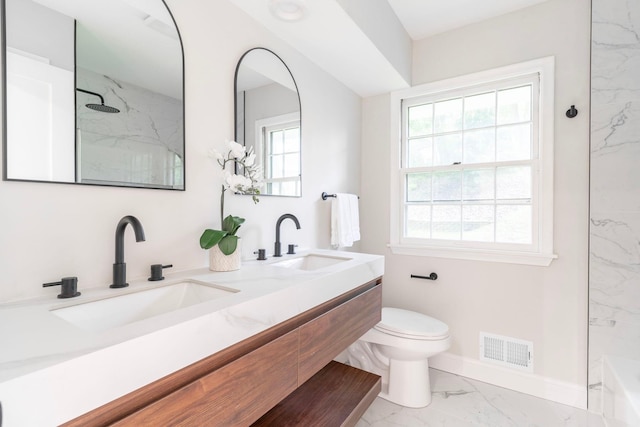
(76, 88), (120, 113)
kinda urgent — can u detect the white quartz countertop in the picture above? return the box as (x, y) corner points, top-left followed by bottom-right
(0, 249), (384, 426)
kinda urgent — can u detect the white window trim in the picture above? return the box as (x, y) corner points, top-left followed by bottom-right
(389, 57), (557, 266)
(255, 112), (301, 196)
(254, 112), (301, 168)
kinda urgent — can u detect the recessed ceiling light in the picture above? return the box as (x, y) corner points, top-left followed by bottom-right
(268, 0), (306, 22)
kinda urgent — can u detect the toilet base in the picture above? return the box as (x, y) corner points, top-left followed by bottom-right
(381, 358), (431, 408)
(347, 341), (434, 408)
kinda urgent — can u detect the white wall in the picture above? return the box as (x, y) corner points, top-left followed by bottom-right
(0, 0), (362, 302)
(360, 0), (591, 404)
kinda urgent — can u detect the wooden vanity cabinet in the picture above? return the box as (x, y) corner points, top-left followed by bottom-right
(112, 331), (299, 426)
(64, 278), (382, 427)
(298, 280), (382, 385)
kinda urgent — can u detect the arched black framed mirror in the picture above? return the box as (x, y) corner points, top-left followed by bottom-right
(234, 47), (301, 197)
(2, 0), (185, 190)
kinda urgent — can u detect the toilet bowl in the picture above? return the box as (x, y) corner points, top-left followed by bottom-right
(347, 307), (450, 408)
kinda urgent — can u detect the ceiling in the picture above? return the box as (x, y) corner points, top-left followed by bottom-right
(386, 0), (551, 41)
(229, 0), (553, 97)
(16, 0), (553, 100)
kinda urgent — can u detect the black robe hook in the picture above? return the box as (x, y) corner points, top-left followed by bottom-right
(566, 105), (578, 118)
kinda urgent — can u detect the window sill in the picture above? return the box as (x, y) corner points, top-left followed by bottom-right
(388, 244), (557, 266)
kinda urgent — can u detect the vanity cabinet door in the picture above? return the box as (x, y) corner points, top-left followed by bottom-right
(298, 284), (382, 385)
(114, 330), (299, 426)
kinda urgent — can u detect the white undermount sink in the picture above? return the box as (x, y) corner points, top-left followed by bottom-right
(51, 280), (238, 332)
(271, 254), (352, 271)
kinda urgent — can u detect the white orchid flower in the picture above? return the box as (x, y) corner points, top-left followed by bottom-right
(226, 140), (246, 159)
(224, 173), (239, 190)
(241, 175), (254, 190)
(224, 173), (252, 192)
(249, 163), (263, 179)
(215, 139), (262, 209)
(244, 152), (256, 167)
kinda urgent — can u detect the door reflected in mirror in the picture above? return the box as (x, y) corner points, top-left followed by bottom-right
(2, 0), (184, 190)
(235, 48), (301, 197)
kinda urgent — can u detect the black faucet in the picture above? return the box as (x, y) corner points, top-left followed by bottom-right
(111, 215), (146, 288)
(274, 214), (301, 257)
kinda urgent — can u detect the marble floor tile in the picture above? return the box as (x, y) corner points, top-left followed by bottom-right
(357, 369), (605, 427)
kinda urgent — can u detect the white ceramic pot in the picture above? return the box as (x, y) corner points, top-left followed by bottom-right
(208, 238), (241, 271)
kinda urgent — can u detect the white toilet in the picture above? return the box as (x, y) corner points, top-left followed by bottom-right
(347, 307), (450, 408)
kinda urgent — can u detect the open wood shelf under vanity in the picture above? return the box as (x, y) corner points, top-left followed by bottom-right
(252, 360), (381, 427)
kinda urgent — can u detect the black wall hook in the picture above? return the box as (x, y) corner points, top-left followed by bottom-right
(566, 105), (578, 118)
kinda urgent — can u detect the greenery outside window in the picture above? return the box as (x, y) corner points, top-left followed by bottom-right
(389, 58), (556, 266)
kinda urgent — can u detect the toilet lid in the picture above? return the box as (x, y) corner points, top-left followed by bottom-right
(374, 307), (449, 340)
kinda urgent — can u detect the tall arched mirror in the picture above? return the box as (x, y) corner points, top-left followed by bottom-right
(2, 0), (185, 190)
(235, 48), (301, 197)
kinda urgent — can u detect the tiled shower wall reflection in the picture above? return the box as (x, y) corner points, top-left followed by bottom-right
(76, 68), (183, 188)
(588, 0), (640, 412)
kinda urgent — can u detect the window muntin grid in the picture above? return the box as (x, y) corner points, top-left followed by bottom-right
(263, 120), (301, 197)
(401, 74), (539, 249)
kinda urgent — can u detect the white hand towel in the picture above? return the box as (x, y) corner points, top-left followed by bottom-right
(331, 193), (360, 248)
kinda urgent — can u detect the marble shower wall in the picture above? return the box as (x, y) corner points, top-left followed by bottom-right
(589, 0), (640, 412)
(76, 68), (183, 188)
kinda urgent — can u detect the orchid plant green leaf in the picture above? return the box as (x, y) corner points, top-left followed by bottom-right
(200, 215), (245, 255)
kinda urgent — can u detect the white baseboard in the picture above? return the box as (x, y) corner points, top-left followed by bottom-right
(429, 352), (587, 410)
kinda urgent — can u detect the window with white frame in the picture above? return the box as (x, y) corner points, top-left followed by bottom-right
(390, 58), (556, 266)
(261, 118), (301, 197)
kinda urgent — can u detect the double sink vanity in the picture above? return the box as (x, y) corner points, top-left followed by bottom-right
(2, 0), (380, 424)
(0, 250), (384, 426)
